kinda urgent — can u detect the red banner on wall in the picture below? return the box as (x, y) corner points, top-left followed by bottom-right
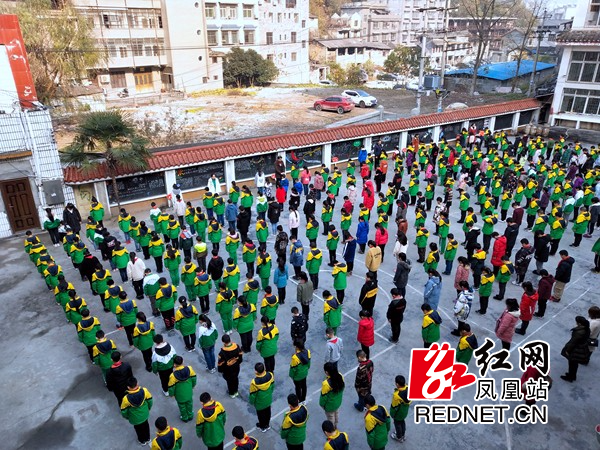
(0, 15), (38, 105)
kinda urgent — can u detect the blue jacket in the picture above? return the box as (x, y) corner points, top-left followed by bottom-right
(273, 265), (289, 288)
(423, 276), (442, 310)
(280, 178), (289, 193)
(225, 203), (238, 222)
(294, 181), (303, 193)
(358, 148), (367, 164)
(342, 239), (357, 262)
(290, 240), (304, 267)
(356, 221), (369, 244)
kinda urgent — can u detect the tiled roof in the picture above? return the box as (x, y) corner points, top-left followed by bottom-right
(63, 98), (540, 184)
(556, 30), (600, 45)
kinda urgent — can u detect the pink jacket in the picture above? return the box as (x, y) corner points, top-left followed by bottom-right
(454, 265), (470, 290)
(495, 310), (520, 343)
(375, 227), (389, 245)
(313, 174), (325, 190)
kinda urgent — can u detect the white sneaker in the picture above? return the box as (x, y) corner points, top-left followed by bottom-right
(163, 391), (169, 397)
(512, 280), (521, 286)
(209, 368), (217, 374)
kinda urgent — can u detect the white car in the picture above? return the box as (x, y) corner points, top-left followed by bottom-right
(341, 89), (378, 108)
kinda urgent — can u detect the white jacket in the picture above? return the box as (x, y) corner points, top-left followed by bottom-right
(288, 210), (300, 229)
(208, 177), (221, 194)
(127, 257), (147, 281)
(174, 199), (186, 217)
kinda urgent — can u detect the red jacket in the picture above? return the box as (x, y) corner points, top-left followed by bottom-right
(360, 163), (370, 179)
(491, 236), (507, 267)
(520, 292), (538, 321)
(357, 317), (375, 347)
(537, 275), (555, 301)
(375, 227), (389, 245)
(343, 199), (353, 214)
(362, 181), (375, 209)
(276, 187), (286, 204)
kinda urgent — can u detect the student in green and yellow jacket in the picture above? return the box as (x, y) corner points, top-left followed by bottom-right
(456, 325), (478, 365)
(166, 216), (181, 248)
(260, 286), (279, 322)
(89, 197), (104, 226)
(129, 217), (141, 252)
(280, 394), (308, 448)
(214, 194), (226, 224)
(257, 250), (272, 290)
(223, 259), (241, 297)
(36, 252), (53, 279)
(289, 341), (311, 403)
(306, 216), (320, 244)
(156, 278), (177, 331)
(112, 242), (130, 283)
(65, 291), (86, 326)
(243, 276), (260, 306)
(208, 220), (222, 252)
(43, 211), (61, 246)
(364, 395), (391, 450)
(28, 241), (46, 265)
(54, 276), (75, 311)
(306, 244), (322, 289)
(322, 420), (349, 450)
(229, 182), (241, 204)
(77, 308), (102, 362)
(151, 417), (182, 450)
(93, 330), (117, 382)
(164, 245), (181, 287)
(255, 219), (269, 252)
(196, 392), (227, 448)
(43, 261), (63, 290)
(326, 226), (340, 267)
(194, 209), (208, 241)
(118, 208), (132, 244)
(115, 291), (139, 346)
(24, 230), (40, 255)
(242, 240), (257, 278)
(181, 257), (197, 301)
(321, 201), (334, 235)
(249, 362), (275, 432)
(216, 282), (235, 333)
(415, 227), (429, 264)
(421, 304), (442, 347)
(104, 281), (125, 315)
(323, 290), (342, 334)
(476, 267), (494, 315)
(194, 269), (212, 314)
(175, 297), (199, 352)
(320, 362), (345, 429)
(157, 209), (171, 242)
(442, 234), (459, 275)
(138, 222), (152, 260)
(240, 186), (254, 209)
(225, 229), (241, 264)
(120, 377), (153, 446)
(168, 355), (197, 422)
(331, 260), (347, 303)
(438, 212), (450, 252)
(133, 312), (156, 372)
(340, 209), (352, 233)
(233, 295), (257, 353)
(390, 375), (411, 443)
(423, 243), (440, 273)
(256, 316), (279, 373)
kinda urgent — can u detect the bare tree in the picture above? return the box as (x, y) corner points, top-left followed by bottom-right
(459, 0), (518, 94)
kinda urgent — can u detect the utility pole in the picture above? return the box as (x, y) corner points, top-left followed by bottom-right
(527, 8), (547, 97)
(415, 5), (439, 116)
(437, 0), (451, 112)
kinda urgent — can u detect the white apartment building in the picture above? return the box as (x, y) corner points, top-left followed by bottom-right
(73, 0), (309, 94)
(550, 0), (600, 131)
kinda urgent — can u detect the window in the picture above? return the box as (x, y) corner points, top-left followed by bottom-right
(205, 4), (216, 19)
(302, 40), (306, 48)
(301, 19), (305, 27)
(119, 45), (128, 58)
(269, 12), (273, 22)
(243, 5), (253, 18)
(277, 13), (282, 23)
(222, 30), (239, 46)
(291, 52), (297, 61)
(291, 32), (297, 43)
(110, 71), (126, 88)
(286, 0), (296, 7)
(567, 51), (600, 83)
(102, 12), (123, 28)
(220, 4), (237, 19)
(203, 77), (209, 84)
(372, 22), (379, 29)
(207, 30), (218, 46)
(561, 88), (600, 115)
(212, 57), (218, 63)
(267, 54), (274, 60)
(244, 30), (255, 44)
(266, 32), (273, 44)
(390, 33), (396, 40)
(132, 39), (144, 57)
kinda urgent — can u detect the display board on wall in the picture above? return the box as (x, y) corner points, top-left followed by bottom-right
(107, 172), (166, 204)
(373, 133), (400, 152)
(176, 162), (225, 191)
(518, 110), (533, 126)
(405, 127), (434, 147)
(331, 139), (362, 162)
(286, 145), (323, 168)
(234, 153), (278, 180)
(440, 122), (464, 142)
(495, 113), (514, 130)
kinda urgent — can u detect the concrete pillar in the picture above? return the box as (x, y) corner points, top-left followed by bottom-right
(511, 112), (520, 133)
(322, 143), (332, 167)
(532, 108), (540, 124)
(364, 136), (373, 152)
(225, 159), (236, 191)
(433, 125), (441, 142)
(400, 131), (409, 149)
(488, 116), (496, 132)
(165, 169), (177, 192)
(462, 120), (469, 131)
(95, 181), (111, 216)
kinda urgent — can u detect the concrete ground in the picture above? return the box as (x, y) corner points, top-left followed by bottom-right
(1, 174), (599, 450)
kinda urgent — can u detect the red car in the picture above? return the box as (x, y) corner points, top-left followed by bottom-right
(313, 96), (354, 114)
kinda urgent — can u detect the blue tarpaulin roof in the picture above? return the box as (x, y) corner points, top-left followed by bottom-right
(446, 60), (555, 81)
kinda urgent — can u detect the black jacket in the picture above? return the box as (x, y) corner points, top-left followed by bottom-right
(303, 199), (315, 217)
(237, 209), (251, 234)
(290, 313), (308, 341)
(267, 203), (281, 223)
(207, 256), (224, 280)
(534, 235), (551, 262)
(393, 260), (411, 289)
(503, 224), (519, 249)
(106, 361), (133, 394)
(63, 207), (82, 233)
(465, 229), (481, 250)
(79, 254), (100, 279)
(386, 298), (406, 323)
(515, 245), (534, 270)
(561, 325), (590, 364)
(555, 256), (575, 283)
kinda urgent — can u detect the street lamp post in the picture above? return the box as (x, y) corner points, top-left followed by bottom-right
(527, 8), (547, 97)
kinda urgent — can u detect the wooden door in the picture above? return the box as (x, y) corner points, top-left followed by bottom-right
(1, 178), (39, 232)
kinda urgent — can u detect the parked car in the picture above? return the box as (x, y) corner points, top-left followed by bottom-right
(405, 79), (419, 91)
(318, 79), (337, 86)
(341, 89), (378, 108)
(377, 73), (399, 81)
(313, 96), (354, 114)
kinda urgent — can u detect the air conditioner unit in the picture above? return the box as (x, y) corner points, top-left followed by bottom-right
(98, 74), (110, 83)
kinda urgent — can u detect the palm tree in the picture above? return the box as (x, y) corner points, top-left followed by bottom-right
(61, 110), (150, 208)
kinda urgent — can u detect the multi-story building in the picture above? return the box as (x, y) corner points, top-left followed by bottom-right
(72, 0), (309, 95)
(389, 0), (445, 46)
(448, 17), (517, 62)
(550, 0), (600, 130)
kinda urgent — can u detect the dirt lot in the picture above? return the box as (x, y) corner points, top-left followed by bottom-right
(53, 86), (525, 149)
